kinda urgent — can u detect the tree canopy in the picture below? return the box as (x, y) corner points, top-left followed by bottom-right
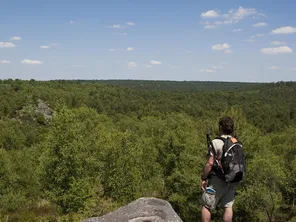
(0, 79), (295, 221)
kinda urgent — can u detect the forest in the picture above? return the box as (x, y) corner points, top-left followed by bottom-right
(0, 79), (295, 221)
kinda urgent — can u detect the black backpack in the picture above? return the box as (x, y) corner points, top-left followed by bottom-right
(213, 137), (246, 183)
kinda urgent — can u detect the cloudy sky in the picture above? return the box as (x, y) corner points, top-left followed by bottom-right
(0, 0), (296, 82)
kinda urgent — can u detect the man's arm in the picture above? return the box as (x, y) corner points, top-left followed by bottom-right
(201, 155), (214, 190)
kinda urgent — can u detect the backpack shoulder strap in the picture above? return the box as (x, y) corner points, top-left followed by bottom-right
(230, 137), (238, 144)
(215, 136), (227, 143)
(214, 136), (229, 153)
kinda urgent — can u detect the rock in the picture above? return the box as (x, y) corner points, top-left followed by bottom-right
(35, 99), (54, 120)
(81, 197), (183, 222)
(15, 99), (54, 125)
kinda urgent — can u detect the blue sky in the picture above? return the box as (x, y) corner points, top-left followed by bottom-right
(0, 0), (296, 82)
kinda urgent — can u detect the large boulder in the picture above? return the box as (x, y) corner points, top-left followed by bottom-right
(81, 197), (183, 222)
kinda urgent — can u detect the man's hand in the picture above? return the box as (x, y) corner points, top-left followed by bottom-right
(201, 180), (207, 191)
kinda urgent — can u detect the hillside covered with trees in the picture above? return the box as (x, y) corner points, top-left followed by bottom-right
(0, 79), (295, 221)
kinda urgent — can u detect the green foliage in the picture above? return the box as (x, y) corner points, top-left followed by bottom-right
(0, 79), (296, 221)
(0, 120), (26, 150)
(40, 106), (109, 213)
(100, 118), (164, 203)
(96, 79), (263, 91)
(0, 148), (40, 214)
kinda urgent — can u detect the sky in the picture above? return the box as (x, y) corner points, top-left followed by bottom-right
(0, 0), (296, 82)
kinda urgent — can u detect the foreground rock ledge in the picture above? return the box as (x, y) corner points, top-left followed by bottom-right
(81, 197), (183, 222)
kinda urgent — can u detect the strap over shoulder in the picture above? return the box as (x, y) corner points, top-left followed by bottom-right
(214, 136), (242, 153)
(215, 136), (239, 144)
(214, 136), (227, 142)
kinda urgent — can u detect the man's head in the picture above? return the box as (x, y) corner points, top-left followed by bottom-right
(218, 116), (234, 135)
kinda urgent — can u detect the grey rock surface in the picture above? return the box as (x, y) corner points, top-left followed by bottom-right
(35, 99), (54, 120)
(81, 197), (183, 222)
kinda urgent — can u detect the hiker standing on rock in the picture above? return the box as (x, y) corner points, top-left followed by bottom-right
(200, 116), (245, 222)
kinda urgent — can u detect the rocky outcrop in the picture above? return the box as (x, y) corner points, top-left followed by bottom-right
(34, 99), (54, 120)
(16, 99), (54, 124)
(81, 197), (183, 222)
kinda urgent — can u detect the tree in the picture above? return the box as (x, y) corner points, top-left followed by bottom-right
(40, 106), (109, 213)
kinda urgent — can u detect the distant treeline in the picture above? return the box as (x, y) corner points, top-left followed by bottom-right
(95, 79), (264, 91)
(0, 79), (295, 221)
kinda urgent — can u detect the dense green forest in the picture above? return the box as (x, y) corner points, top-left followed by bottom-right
(96, 79), (264, 91)
(0, 79), (295, 221)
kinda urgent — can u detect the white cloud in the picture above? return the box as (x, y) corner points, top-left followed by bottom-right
(69, 20), (75, 24)
(231, 7), (260, 21)
(203, 63), (226, 72)
(0, 42), (16, 48)
(109, 24), (123, 29)
(205, 7), (263, 27)
(233, 28), (242, 32)
(150, 60), (162, 65)
(21, 59), (43, 65)
(127, 47), (134, 51)
(245, 37), (256, 43)
(201, 10), (220, 18)
(272, 26), (296, 34)
(40, 45), (51, 49)
(224, 49), (233, 54)
(212, 65), (224, 69)
(126, 22), (135, 26)
(214, 20), (233, 25)
(268, 66), (280, 70)
(212, 43), (231, 51)
(271, 41), (286, 45)
(252, 22), (268, 27)
(145, 65), (152, 68)
(11, 36), (22, 41)
(128, 62), (137, 68)
(268, 66), (296, 71)
(200, 69), (216, 73)
(260, 46), (292, 55)
(109, 49), (115, 52)
(204, 25), (217, 29)
(0, 60), (11, 64)
(256, 34), (264, 37)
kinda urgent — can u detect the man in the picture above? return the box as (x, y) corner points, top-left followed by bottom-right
(201, 116), (238, 222)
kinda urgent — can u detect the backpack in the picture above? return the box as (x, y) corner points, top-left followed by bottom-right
(213, 137), (246, 183)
